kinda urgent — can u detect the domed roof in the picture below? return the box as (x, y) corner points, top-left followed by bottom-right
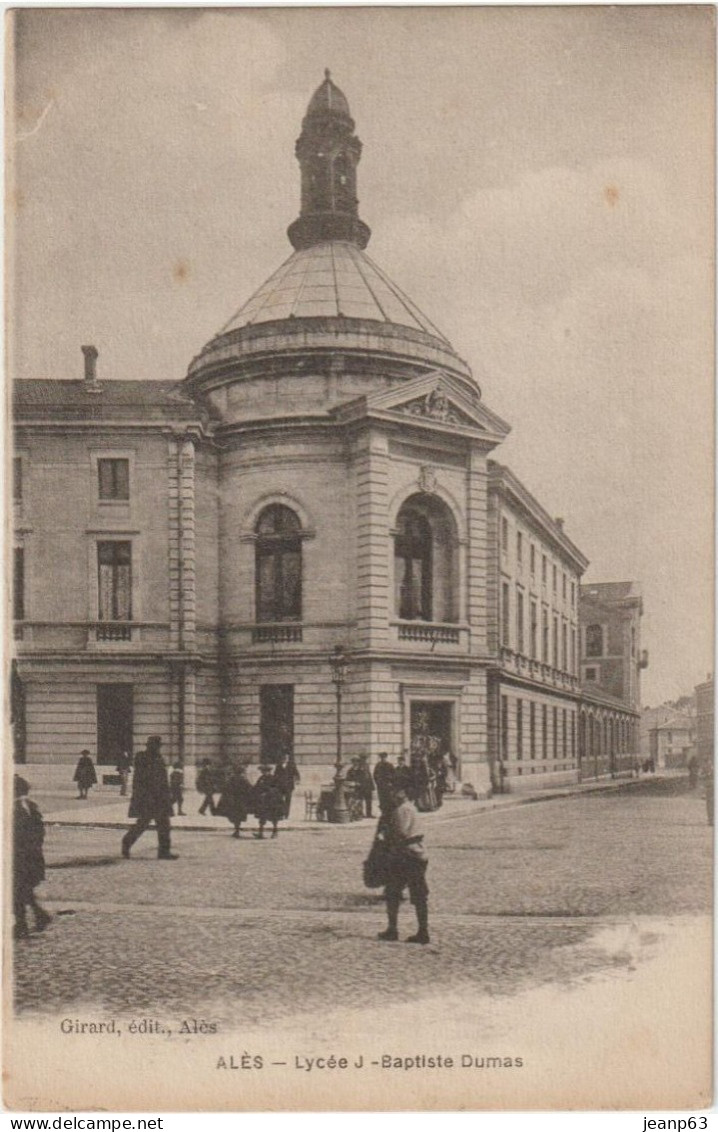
(306, 70), (351, 119)
(218, 240), (451, 344)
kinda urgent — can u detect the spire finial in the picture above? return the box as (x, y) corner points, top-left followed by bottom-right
(324, 68), (331, 81)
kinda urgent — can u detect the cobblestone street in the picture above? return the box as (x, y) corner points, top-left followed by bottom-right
(14, 776), (711, 1028)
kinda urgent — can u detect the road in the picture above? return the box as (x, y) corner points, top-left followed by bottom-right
(8, 776), (713, 1111)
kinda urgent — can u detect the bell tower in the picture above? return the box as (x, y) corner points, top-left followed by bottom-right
(287, 71), (371, 251)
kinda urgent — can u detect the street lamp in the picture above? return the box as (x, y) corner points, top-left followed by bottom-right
(329, 644), (350, 823)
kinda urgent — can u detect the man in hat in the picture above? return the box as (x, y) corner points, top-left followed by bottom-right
(13, 775), (51, 940)
(395, 753), (415, 799)
(252, 764), (284, 839)
(121, 735), (178, 860)
(373, 751), (396, 813)
(347, 755), (374, 818)
(378, 786), (430, 945)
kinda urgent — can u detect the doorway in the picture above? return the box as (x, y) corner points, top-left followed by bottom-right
(96, 684), (133, 765)
(260, 684), (294, 764)
(410, 701), (454, 761)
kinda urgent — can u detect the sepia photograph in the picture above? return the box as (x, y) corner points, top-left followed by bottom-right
(4, 5), (715, 1113)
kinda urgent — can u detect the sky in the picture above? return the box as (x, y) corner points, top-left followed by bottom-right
(9, 6), (715, 706)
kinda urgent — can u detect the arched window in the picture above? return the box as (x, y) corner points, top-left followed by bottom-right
(586, 623), (603, 657)
(394, 494), (458, 623)
(255, 505), (302, 623)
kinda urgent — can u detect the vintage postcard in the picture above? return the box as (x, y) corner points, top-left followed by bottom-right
(4, 5), (714, 1113)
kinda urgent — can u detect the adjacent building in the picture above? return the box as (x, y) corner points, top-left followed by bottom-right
(11, 73), (645, 793)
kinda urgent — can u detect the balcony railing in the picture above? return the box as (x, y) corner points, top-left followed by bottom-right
(252, 624), (303, 644)
(397, 623), (460, 644)
(95, 622), (133, 642)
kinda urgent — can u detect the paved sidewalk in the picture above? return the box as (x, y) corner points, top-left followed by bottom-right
(43, 769), (680, 832)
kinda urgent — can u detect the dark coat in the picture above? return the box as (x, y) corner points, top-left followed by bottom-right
(14, 797), (45, 896)
(128, 749), (172, 820)
(252, 773), (284, 823)
(216, 771), (254, 824)
(274, 761), (301, 796)
(73, 755), (97, 789)
(348, 764), (373, 797)
(195, 765), (216, 795)
(374, 761), (396, 792)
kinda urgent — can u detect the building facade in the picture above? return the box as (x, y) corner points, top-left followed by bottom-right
(11, 74), (645, 793)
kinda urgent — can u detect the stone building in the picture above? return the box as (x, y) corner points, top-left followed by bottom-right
(578, 581), (647, 777)
(694, 676), (714, 769)
(11, 73), (644, 793)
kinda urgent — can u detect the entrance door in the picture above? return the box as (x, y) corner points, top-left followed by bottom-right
(97, 684), (133, 765)
(410, 701), (454, 764)
(260, 684), (294, 764)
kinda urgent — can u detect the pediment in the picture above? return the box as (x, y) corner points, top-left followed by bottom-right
(342, 369), (511, 441)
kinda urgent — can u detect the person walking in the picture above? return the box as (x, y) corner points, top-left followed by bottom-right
(395, 753), (414, 798)
(121, 735), (178, 860)
(349, 755), (374, 818)
(216, 763), (253, 838)
(13, 775), (52, 940)
(196, 758), (217, 815)
(169, 761), (185, 816)
(373, 751), (396, 813)
(73, 750), (97, 799)
(252, 764), (284, 839)
(274, 754), (301, 820)
(378, 786), (430, 945)
(116, 750), (132, 797)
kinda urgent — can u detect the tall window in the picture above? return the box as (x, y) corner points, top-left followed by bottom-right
(13, 547), (24, 621)
(529, 702), (536, 759)
(501, 695), (508, 760)
(571, 581), (576, 606)
(501, 517), (508, 552)
(530, 600), (538, 659)
(571, 627), (576, 674)
(516, 699), (523, 760)
(553, 706), (558, 758)
(562, 709), (567, 758)
(516, 589), (524, 654)
(586, 624), (603, 657)
(395, 495), (457, 622)
(98, 542), (132, 621)
(571, 713), (576, 759)
(501, 583), (510, 647)
(553, 614), (559, 667)
(516, 531), (523, 564)
(256, 505), (302, 622)
(542, 704), (548, 758)
(552, 564), (557, 592)
(561, 621), (567, 672)
(542, 608), (549, 662)
(542, 555), (547, 584)
(562, 572), (567, 600)
(530, 544), (536, 574)
(13, 457), (22, 503)
(98, 458), (130, 501)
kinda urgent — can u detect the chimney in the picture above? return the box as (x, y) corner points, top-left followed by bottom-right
(82, 345), (100, 390)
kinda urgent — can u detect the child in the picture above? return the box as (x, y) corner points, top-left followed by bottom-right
(13, 775), (51, 940)
(169, 761), (185, 816)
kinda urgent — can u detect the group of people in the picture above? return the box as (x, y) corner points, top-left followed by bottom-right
(196, 756), (300, 837)
(372, 748), (456, 814)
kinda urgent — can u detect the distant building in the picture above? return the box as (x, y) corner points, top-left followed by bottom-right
(695, 675), (714, 768)
(648, 714), (695, 769)
(578, 582), (647, 777)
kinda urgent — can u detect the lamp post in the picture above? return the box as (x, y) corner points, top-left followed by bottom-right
(329, 644), (350, 823)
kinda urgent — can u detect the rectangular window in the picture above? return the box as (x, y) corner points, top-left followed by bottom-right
(552, 564), (557, 592)
(517, 531), (523, 563)
(542, 555), (547, 584)
(529, 701), (536, 759)
(571, 628), (576, 674)
(542, 608), (549, 663)
(571, 581), (576, 607)
(516, 699), (523, 760)
(501, 582), (510, 648)
(553, 706), (558, 758)
(530, 600), (538, 659)
(501, 695), (509, 760)
(542, 704), (548, 758)
(562, 572), (567, 600)
(553, 614), (559, 668)
(561, 621), (567, 671)
(97, 684), (133, 766)
(13, 457), (22, 503)
(97, 541), (132, 621)
(585, 667), (598, 681)
(530, 544), (536, 574)
(98, 458), (130, 501)
(517, 589), (524, 654)
(571, 713), (576, 759)
(562, 708), (567, 758)
(13, 547), (24, 621)
(501, 517), (508, 551)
